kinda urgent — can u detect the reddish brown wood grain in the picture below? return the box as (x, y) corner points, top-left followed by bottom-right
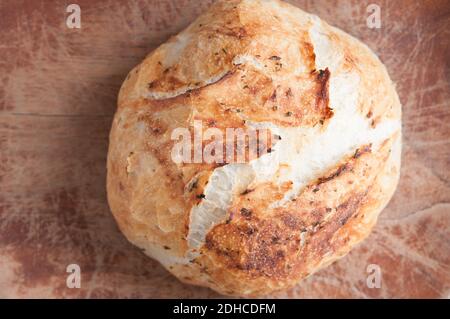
(0, 0), (449, 298)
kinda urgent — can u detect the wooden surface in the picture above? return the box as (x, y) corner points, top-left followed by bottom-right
(0, 0), (449, 298)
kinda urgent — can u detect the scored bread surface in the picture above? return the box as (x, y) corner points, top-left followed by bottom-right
(107, 0), (402, 296)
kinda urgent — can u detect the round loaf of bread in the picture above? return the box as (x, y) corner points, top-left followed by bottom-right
(107, 0), (401, 296)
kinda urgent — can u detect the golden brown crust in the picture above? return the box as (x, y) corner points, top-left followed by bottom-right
(107, 0), (402, 297)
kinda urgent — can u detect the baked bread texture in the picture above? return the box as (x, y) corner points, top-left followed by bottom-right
(107, 0), (402, 297)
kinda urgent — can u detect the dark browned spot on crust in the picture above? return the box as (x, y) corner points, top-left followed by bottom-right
(206, 119), (217, 127)
(269, 90), (277, 101)
(317, 163), (352, 186)
(371, 118), (379, 128)
(303, 41), (316, 70)
(353, 144), (372, 159)
(187, 178), (199, 192)
(314, 68), (334, 121)
(241, 189), (254, 195)
(240, 208), (252, 218)
(285, 88), (293, 97)
(280, 214), (302, 230)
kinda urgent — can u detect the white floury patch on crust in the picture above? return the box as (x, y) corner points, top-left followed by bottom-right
(309, 16), (343, 72)
(187, 164), (255, 257)
(139, 241), (191, 266)
(163, 32), (193, 67)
